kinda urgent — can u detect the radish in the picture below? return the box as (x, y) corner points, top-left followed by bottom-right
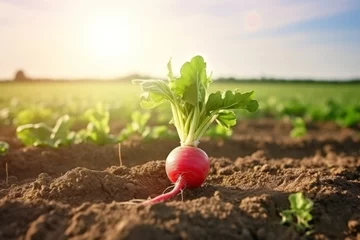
(133, 55), (258, 204)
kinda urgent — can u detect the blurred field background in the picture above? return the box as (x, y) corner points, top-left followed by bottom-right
(1, 80), (359, 132)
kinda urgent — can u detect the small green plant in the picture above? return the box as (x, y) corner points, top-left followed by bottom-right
(336, 107), (360, 128)
(280, 192), (314, 233)
(0, 141), (9, 156)
(13, 107), (54, 126)
(143, 125), (177, 140)
(0, 141), (10, 186)
(79, 104), (118, 145)
(205, 124), (232, 139)
(118, 111), (150, 141)
(119, 111), (177, 141)
(290, 117), (307, 138)
(16, 115), (76, 147)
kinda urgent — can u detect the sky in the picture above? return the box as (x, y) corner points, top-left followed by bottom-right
(0, 0), (360, 80)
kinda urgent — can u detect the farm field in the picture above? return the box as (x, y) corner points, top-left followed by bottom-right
(0, 80), (360, 239)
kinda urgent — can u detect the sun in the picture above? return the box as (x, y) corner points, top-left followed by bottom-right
(86, 15), (130, 60)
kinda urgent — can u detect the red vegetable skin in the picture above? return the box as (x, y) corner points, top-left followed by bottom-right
(142, 146), (210, 204)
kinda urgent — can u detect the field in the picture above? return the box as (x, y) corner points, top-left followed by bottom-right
(0, 80), (360, 240)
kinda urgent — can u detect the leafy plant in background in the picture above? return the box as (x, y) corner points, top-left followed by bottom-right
(16, 115), (76, 147)
(0, 98), (21, 125)
(0, 141), (9, 156)
(120, 111), (151, 140)
(0, 141), (10, 186)
(336, 106), (360, 128)
(0, 108), (11, 125)
(306, 100), (360, 128)
(78, 104), (118, 145)
(279, 99), (307, 117)
(290, 117), (307, 138)
(143, 125), (177, 140)
(119, 111), (177, 141)
(13, 107), (54, 126)
(205, 124), (233, 139)
(280, 192), (314, 234)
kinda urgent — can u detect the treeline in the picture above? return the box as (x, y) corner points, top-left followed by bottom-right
(2, 70), (360, 84)
(214, 77), (360, 84)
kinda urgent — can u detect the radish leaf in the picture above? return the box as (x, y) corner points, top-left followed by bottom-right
(133, 55), (258, 146)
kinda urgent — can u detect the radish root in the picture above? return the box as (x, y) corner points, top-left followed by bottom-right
(141, 176), (186, 205)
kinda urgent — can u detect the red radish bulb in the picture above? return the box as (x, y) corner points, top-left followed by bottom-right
(166, 146), (209, 188)
(142, 146), (210, 204)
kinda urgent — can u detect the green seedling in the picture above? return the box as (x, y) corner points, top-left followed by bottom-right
(281, 99), (307, 117)
(0, 141), (10, 186)
(205, 124), (232, 139)
(290, 117), (307, 138)
(16, 115), (76, 147)
(79, 104), (118, 145)
(336, 107), (360, 128)
(119, 111), (177, 141)
(0, 141), (9, 156)
(143, 125), (177, 140)
(13, 107), (53, 126)
(280, 192), (314, 233)
(118, 111), (151, 141)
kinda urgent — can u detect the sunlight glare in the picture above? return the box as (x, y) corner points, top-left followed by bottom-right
(244, 11), (262, 32)
(87, 15), (130, 60)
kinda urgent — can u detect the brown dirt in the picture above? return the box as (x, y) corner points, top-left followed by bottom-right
(0, 119), (359, 240)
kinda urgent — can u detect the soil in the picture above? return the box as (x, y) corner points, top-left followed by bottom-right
(0, 119), (359, 240)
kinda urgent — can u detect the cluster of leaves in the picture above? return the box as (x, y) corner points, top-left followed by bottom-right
(290, 117), (307, 138)
(0, 97), (135, 128)
(133, 56), (258, 146)
(16, 115), (77, 147)
(77, 104), (118, 145)
(280, 192), (314, 234)
(205, 124), (233, 139)
(259, 98), (360, 138)
(119, 111), (177, 141)
(15, 104), (181, 148)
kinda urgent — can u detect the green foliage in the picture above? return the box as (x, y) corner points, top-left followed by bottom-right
(79, 104), (118, 145)
(133, 56), (258, 146)
(205, 125), (232, 139)
(144, 125), (177, 140)
(1, 78), (359, 146)
(0, 141), (9, 156)
(290, 117), (307, 138)
(16, 115), (76, 147)
(280, 192), (314, 233)
(335, 106), (360, 128)
(120, 111), (177, 141)
(280, 99), (307, 117)
(13, 107), (53, 126)
(306, 100), (360, 127)
(119, 111), (151, 141)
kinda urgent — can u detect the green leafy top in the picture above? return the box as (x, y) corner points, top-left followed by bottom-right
(133, 55), (258, 146)
(16, 115), (76, 147)
(290, 117), (307, 138)
(0, 141), (9, 156)
(280, 192), (314, 233)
